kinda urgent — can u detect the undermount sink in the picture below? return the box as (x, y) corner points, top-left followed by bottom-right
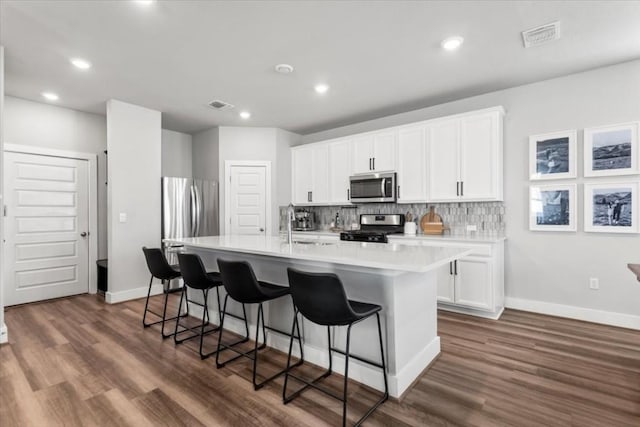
(292, 240), (335, 246)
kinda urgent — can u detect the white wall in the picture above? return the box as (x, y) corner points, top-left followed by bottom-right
(0, 46), (6, 343)
(3, 96), (108, 259)
(303, 59), (640, 323)
(106, 100), (161, 300)
(192, 127), (219, 181)
(161, 129), (192, 177)
(217, 127), (298, 235)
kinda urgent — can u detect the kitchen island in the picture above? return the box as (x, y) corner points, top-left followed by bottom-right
(166, 235), (472, 398)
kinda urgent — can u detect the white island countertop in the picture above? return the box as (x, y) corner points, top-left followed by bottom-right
(166, 235), (472, 274)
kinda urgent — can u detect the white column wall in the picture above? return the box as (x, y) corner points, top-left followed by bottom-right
(106, 100), (161, 302)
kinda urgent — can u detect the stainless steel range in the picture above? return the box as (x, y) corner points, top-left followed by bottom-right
(340, 214), (405, 243)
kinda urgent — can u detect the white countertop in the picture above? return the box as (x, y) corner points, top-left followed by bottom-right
(292, 230), (506, 243)
(166, 235), (472, 274)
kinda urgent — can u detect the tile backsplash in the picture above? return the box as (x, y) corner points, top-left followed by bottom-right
(280, 202), (505, 235)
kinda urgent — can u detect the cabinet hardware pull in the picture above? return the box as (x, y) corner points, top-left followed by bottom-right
(369, 158), (372, 170)
(347, 189), (350, 200)
(310, 191), (313, 202)
(373, 157), (375, 170)
(461, 181), (464, 196)
(454, 260), (458, 275)
(456, 182), (459, 196)
(449, 262), (452, 275)
(397, 185), (400, 199)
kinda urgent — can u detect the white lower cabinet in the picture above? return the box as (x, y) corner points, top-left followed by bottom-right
(390, 237), (505, 319)
(440, 256), (492, 311)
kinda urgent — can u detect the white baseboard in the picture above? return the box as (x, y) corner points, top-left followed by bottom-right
(505, 297), (640, 330)
(105, 284), (163, 304)
(438, 303), (504, 320)
(0, 323), (8, 344)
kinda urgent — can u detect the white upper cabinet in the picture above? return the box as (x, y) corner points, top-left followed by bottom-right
(328, 139), (352, 204)
(292, 106), (504, 205)
(427, 107), (504, 202)
(311, 144), (330, 204)
(351, 130), (397, 174)
(291, 144), (329, 205)
(292, 146), (313, 205)
(427, 119), (460, 201)
(459, 112), (502, 200)
(397, 125), (428, 203)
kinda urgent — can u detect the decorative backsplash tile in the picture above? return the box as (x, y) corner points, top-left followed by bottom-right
(280, 202), (505, 235)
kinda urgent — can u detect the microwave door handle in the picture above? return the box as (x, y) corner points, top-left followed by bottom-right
(380, 178), (386, 197)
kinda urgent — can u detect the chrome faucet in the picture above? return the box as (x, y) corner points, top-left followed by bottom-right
(286, 203), (295, 244)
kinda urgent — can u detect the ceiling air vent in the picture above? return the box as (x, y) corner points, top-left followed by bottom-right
(207, 99), (235, 110)
(522, 21), (561, 48)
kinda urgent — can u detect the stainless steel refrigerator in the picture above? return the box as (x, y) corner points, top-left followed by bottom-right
(162, 177), (219, 250)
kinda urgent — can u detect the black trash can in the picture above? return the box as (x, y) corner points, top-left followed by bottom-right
(97, 259), (108, 293)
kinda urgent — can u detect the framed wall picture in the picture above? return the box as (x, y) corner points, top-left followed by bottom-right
(529, 184), (576, 231)
(584, 182), (638, 233)
(529, 130), (577, 180)
(584, 122), (639, 177)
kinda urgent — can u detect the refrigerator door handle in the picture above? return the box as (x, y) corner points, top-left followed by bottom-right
(194, 184), (202, 236)
(190, 184), (197, 236)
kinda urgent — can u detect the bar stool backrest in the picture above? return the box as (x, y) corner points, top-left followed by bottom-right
(177, 253), (212, 290)
(287, 268), (355, 326)
(217, 259), (264, 303)
(142, 247), (179, 280)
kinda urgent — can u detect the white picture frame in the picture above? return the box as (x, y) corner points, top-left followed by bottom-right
(584, 122), (639, 177)
(529, 130), (577, 180)
(529, 184), (576, 231)
(584, 181), (638, 233)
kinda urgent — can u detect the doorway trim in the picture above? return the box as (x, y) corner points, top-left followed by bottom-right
(223, 160), (272, 236)
(3, 143), (99, 295)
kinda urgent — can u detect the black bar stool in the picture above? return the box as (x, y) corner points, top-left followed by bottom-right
(175, 253), (250, 359)
(141, 247), (187, 338)
(284, 268), (388, 427)
(215, 259), (304, 390)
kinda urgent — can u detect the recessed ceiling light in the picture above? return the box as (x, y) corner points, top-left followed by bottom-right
(41, 92), (59, 101)
(275, 64), (294, 74)
(70, 58), (92, 70)
(314, 84), (329, 94)
(441, 36), (464, 51)
(133, 0), (155, 5)
(239, 111), (251, 119)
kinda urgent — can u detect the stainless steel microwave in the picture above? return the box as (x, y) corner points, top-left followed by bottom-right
(349, 172), (396, 203)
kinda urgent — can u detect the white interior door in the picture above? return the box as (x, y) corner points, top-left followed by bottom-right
(3, 151), (90, 306)
(228, 165), (267, 235)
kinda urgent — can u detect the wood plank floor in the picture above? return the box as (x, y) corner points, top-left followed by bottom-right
(1, 293), (639, 426)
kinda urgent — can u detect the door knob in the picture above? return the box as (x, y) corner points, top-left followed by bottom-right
(80, 232), (88, 237)
(259, 228), (265, 232)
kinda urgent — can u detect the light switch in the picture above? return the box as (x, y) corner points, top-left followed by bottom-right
(119, 213), (127, 223)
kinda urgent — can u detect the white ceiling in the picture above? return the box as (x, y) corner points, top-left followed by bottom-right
(2, 1), (639, 135)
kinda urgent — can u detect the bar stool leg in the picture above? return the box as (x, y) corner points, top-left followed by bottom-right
(215, 295), (251, 368)
(199, 288), (210, 359)
(173, 286), (186, 344)
(376, 312), (389, 398)
(342, 323), (353, 427)
(142, 274), (154, 327)
(252, 303), (264, 389)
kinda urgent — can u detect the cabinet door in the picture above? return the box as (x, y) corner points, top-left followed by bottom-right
(328, 139), (352, 204)
(292, 147), (313, 205)
(427, 120), (460, 201)
(454, 257), (492, 311)
(311, 144), (329, 204)
(459, 112), (501, 200)
(372, 130), (397, 172)
(437, 262), (455, 303)
(351, 135), (374, 174)
(397, 126), (427, 203)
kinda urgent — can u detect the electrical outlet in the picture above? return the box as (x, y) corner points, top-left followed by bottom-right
(466, 224), (477, 232)
(119, 213), (127, 223)
(589, 277), (599, 290)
